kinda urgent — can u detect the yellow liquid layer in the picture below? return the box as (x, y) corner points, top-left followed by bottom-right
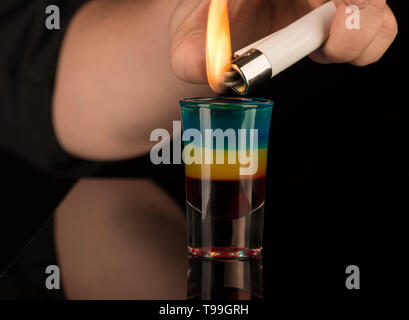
(184, 147), (268, 180)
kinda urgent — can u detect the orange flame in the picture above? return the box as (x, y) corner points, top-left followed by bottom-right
(206, 0), (232, 93)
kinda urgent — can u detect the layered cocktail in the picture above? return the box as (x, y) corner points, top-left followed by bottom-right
(180, 97), (273, 258)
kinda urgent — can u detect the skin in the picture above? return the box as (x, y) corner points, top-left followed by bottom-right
(55, 179), (187, 299)
(53, 0), (397, 161)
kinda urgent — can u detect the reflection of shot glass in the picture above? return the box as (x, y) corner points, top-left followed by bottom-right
(187, 255), (263, 300)
(180, 97), (273, 258)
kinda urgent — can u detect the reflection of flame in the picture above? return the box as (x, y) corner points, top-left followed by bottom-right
(206, 0), (232, 93)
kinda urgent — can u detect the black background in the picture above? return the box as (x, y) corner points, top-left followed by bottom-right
(0, 0), (408, 299)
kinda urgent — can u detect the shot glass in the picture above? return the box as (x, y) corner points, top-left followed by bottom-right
(180, 97), (273, 258)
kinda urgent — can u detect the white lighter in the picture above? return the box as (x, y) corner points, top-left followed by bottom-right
(224, 1), (336, 95)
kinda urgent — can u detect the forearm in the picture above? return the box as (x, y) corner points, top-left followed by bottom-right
(53, 0), (211, 161)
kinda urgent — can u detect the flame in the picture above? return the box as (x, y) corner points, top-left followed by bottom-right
(206, 0), (232, 92)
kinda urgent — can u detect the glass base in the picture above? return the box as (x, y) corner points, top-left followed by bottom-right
(188, 247), (262, 259)
(187, 202), (264, 259)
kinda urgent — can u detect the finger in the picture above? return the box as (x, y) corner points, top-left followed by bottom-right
(294, 0), (328, 16)
(319, 0), (387, 63)
(170, 0), (209, 83)
(309, 49), (332, 64)
(307, 0), (331, 8)
(341, 0), (371, 10)
(170, 0), (204, 38)
(351, 5), (398, 66)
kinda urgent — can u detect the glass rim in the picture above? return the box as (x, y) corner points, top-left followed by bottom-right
(180, 97), (274, 110)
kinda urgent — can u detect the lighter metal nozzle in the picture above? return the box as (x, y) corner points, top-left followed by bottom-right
(224, 49), (272, 95)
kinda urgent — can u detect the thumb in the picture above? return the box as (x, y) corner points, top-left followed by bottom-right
(318, 0), (387, 63)
(170, 0), (209, 83)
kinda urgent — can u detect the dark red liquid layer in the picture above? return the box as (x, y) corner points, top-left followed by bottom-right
(186, 177), (266, 220)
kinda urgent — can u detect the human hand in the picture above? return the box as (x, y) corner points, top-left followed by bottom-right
(170, 0), (397, 86)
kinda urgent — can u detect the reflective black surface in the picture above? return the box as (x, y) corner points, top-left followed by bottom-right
(0, 176), (407, 299)
(187, 255), (263, 300)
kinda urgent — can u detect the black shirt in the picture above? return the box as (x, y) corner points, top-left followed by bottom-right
(0, 0), (98, 281)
